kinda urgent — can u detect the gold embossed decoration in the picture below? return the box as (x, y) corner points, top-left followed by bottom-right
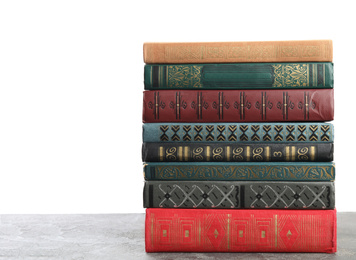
(272, 64), (308, 88)
(167, 65), (202, 88)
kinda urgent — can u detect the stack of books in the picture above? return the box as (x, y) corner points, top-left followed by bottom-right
(141, 40), (336, 253)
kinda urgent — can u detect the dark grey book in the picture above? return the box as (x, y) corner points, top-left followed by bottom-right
(143, 181), (334, 209)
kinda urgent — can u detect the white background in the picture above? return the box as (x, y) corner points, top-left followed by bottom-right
(0, 0), (354, 213)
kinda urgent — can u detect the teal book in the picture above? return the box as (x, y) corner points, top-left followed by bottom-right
(144, 62), (333, 90)
(144, 162), (335, 181)
(143, 123), (333, 143)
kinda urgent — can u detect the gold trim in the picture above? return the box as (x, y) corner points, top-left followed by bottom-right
(206, 146), (211, 161)
(311, 146), (316, 161)
(286, 146), (290, 161)
(291, 146), (296, 161)
(246, 146), (250, 161)
(313, 64), (317, 86)
(159, 147), (164, 161)
(227, 214), (231, 250)
(323, 64), (325, 87)
(178, 146), (183, 161)
(226, 146), (230, 161)
(265, 146), (270, 161)
(274, 214), (278, 248)
(184, 146), (189, 161)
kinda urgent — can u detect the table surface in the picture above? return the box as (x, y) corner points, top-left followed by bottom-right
(0, 213), (355, 260)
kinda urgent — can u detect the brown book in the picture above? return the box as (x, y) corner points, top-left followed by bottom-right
(143, 40), (333, 64)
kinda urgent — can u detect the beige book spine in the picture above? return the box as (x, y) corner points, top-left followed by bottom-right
(143, 40), (332, 64)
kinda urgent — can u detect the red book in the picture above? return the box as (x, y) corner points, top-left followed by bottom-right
(145, 208), (337, 253)
(142, 89), (334, 123)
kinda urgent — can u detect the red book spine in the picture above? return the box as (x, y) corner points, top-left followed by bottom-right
(142, 89), (334, 123)
(145, 208), (337, 253)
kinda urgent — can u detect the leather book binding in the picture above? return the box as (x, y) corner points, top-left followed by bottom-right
(142, 123), (334, 143)
(142, 142), (333, 162)
(144, 62), (333, 89)
(143, 181), (335, 209)
(143, 162), (335, 181)
(142, 89), (334, 123)
(143, 40), (333, 64)
(145, 208), (337, 253)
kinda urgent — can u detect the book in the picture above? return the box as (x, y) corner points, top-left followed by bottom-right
(143, 123), (333, 143)
(142, 89), (334, 123)
(143, 40), (333, 64)
(143, 162), (335, 181)
(144, 62), (333, 90)
(143, 181), (334, 209)
(142, 142), (333, 162)
(145, 208), (337, 253)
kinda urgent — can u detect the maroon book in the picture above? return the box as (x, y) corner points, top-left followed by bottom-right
(142, 89), (333, 123)
(145, 208), (337, 253)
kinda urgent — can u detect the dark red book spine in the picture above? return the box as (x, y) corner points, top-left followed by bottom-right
(142, 89), (334, 123)
(145, 208), (337, 253)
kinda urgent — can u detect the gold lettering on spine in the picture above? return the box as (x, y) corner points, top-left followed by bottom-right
(311, 146), (316, 161)
(246, 146), (251, 161)
(184, 146), (189, 161)
(307, 64), (310, 86)
(291, 146), (296, 161)
(178, 146), (183, 161)
(159, 147), (164, 161)
(286, 146), (290, 161)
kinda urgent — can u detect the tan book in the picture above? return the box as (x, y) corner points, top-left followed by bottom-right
(143, 40), (333, 64)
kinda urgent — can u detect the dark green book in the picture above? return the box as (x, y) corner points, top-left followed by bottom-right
(143, 181), (335, 209)
(144, 162), (335, 181)
(144, 62), (333, 89)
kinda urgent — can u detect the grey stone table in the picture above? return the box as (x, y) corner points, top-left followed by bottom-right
(0, 213), (355, 260)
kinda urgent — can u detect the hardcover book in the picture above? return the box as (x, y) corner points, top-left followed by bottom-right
(144, 63), (333, 90)
(143, 40), (333, 64)
(143, 162), (335, 181)
(143, 123), (333, 143)
(145, 208), (337, 253)
(142, 89), (334, 123)
(142, 142), (333, 162)
(143, 181), (335, 209)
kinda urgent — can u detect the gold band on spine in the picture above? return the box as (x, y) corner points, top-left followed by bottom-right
(246, 146), (250, 161)
(265, 146), (270, 161)
(311, 146), (316, 161)
(206, 146), (211, 161)
(323, 64), (325, 87)
(286, 146), (290, 161)
(178, 146), (183, 161)
(184, 146), (189, 161)
(291, 146), (296, 161)
(226, 146), (231, 161)
(274, 214), (278, 248)
(313, 64), (317, 86)
(227, 214), (231, 250)
(159, 147), (164, 161)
